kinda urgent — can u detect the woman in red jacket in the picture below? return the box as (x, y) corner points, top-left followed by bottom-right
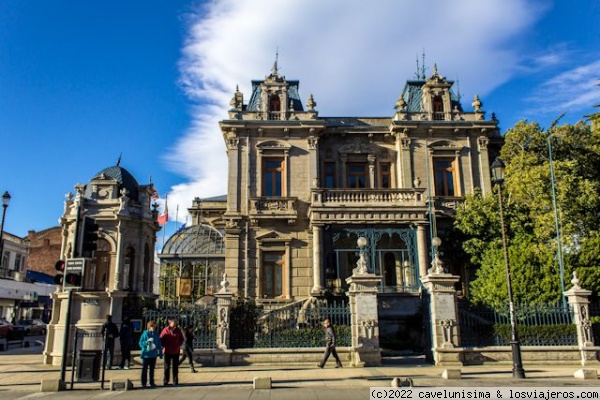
(159, 317), (185, 386)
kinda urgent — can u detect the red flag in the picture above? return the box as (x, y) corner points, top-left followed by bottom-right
(157, 199), (169, 225)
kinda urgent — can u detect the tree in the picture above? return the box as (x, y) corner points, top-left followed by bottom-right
(456, 119), (600, 308)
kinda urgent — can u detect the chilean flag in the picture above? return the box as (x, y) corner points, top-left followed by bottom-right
(157, 197), (169, 226)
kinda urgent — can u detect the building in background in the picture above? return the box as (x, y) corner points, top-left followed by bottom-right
(0, 231), (55, 322)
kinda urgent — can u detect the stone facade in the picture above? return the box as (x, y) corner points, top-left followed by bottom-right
(217, 62), (501, 307)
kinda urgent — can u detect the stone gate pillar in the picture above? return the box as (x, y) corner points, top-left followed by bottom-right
(345, 237), (382, 367)
(214, 272), (233, 366)
(421, 243), (462, 366)
(564, 272), (597, 366)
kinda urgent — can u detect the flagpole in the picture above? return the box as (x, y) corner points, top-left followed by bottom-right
(175, 204), (179, 231)
(161, 194), (168, 248)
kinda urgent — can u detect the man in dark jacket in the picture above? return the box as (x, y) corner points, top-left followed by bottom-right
(178, 325), (197, 373)
(118, 317), (133, 369)
(101, 315), (119, 370)
(317, 318), (342, 368)
(159, 317), (185, 386)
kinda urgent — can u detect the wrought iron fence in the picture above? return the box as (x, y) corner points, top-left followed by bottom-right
(230, 299), (351, 349)
(143, 306), (217, 349)
(458, 301), (577, 347)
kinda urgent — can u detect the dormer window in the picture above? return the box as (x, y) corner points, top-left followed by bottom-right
(268, 94), (281, 120)
(432, 95), (444, 120)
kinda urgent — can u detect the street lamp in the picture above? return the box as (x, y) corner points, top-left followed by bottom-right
(0, 191), (11, 268)
(490, 158), (526, 379)
(547, 132), (567, 310)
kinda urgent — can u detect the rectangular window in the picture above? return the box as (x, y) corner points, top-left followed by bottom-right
(347, 163), (368, 188)
(262, 158), (284, 196)
(323, 162), (336, 188)
(14, 254), (22, 271)
(380, 163), (391, 189)
(262, 252), (284, 298)
(1, 251), (10, 269)
(434, 158), (456, 196)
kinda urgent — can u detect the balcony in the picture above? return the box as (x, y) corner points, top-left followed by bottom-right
(311, 188), (426, 207)
(249, 197), (298, 224)
(309, 188), (428, 224)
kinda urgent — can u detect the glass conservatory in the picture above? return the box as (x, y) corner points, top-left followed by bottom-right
(158, 224), (225, 306)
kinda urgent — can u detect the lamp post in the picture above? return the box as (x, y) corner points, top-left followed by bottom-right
(0, 191), (11, 268)
(547, 133), (567, 310)
(491, 158), (526, 379)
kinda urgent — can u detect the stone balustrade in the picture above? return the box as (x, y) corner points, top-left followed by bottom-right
(311, 188), (426, 207)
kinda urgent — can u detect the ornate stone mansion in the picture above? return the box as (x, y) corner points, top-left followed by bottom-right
(186, 62), (502, 307)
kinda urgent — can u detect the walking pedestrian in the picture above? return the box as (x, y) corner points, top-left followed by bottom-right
(118, 317), (133, 369)
(178, 325), (197, 373)
(160, 317), (185, 386)
(101, 315), (119, 370)
(139, 320), (162, 389)
(317, 318), (342, 369)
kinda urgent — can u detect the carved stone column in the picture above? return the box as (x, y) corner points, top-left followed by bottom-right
(416, 224), (428, 281)
(421, 252), (462, 366)
(368, 154), (376, 189)
(564, 272), (597, 366)
(311, 224), (325, 295)
(477, 135), (492, 196)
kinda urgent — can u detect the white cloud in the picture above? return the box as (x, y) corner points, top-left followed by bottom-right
(526, 59), (600, 115)
(164, 0), (543, 222)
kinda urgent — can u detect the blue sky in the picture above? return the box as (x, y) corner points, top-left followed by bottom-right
(1, 0), (599, 242)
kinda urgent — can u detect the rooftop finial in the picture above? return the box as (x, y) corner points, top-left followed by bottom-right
(421, 49), (426, 80)
(433, 63), (438, 76)
(116, 152), (122, 166)
(272, 48), (279, 76)
(415, 50), (426, 80)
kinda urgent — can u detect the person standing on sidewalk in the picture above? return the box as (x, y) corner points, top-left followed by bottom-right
(101, 315), (119, 370)
(178, 325), (197, 373)
(118, 317), (133, 369)
(139, 320), (162, 389)
(160, 317), (185, 386)
(317, 318), (343, 369)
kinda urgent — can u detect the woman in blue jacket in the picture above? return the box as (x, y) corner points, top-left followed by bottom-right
(139, 320), (163, 388)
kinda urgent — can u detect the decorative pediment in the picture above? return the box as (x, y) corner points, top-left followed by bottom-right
(256, 140), (292, 152)
(255, 230), (292, 244)
(427, 140), (460, 150)
(338, 138), (380, 156)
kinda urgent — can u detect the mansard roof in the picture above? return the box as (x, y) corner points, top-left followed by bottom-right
(400, 80), (463, 113)
(246, 79), (304, 112)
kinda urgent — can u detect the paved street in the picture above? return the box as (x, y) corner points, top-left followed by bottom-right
(0, 344), (599, 400)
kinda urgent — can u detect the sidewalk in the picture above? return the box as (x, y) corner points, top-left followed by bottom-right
(0, 353), (599, 396)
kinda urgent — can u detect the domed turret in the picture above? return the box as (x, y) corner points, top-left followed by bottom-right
(84, 164), (140, 201)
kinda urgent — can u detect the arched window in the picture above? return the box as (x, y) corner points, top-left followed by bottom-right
(124, 247), (135, 291)
(91, 239), (111, 290)
(143, 243), (151, 292)
(432, 95), (444, 120)
(268, 94), (281, 120)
